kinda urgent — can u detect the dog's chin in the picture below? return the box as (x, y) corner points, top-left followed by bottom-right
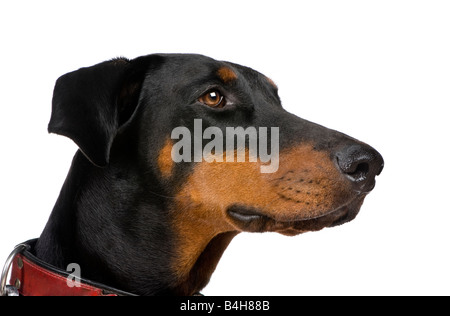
(226, 196), (366, 236)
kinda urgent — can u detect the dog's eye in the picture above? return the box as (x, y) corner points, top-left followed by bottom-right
(198, 90), (225, 108)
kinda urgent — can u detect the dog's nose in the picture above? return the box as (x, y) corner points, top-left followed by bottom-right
(335, 144), (384, 193)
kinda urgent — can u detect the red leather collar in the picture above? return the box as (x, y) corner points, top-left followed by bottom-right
(10, 254), (119, 296)
(5, 240), (135, 296)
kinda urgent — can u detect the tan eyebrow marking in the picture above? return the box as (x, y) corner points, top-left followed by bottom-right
(265, 76), (278, 89)
(217, 66), (238, 83)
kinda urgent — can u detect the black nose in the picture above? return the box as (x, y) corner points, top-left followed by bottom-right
(335, 144), (384, 193)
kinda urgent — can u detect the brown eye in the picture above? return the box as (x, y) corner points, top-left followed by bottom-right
(199, 90), (225, 108)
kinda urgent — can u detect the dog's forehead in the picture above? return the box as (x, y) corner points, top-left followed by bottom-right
(155, 54), (267, 85)
(157, 54), (221, 74)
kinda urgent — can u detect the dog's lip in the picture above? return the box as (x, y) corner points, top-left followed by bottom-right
(227, 198), (356, 222)
(227, 195), (366, 232)
(227, 207), (264, 222)
(227, 206), (333, 224)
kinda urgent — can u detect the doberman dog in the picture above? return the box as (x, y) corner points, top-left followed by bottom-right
(33, 53), (383, 296)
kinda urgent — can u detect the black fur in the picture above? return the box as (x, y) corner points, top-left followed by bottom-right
(35, 54), (383, 295)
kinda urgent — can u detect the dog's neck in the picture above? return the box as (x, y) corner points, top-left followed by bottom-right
(35, 151), (235, 295)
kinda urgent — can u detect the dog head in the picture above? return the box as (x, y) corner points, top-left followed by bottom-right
(49, 54), (383, 295)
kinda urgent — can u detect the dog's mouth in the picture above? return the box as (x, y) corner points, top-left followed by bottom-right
(226, 196), (366, 236)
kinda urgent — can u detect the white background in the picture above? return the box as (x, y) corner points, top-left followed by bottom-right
(1, 0), (449, 296)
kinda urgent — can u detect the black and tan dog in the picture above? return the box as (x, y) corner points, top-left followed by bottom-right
(34, 53), (383, 296)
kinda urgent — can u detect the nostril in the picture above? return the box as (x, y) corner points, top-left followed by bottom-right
(346, 161), (370, 182)
(335, 144), (384, 191)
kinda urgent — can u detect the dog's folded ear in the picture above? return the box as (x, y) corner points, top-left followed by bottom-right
(49, 57), (150, 167)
